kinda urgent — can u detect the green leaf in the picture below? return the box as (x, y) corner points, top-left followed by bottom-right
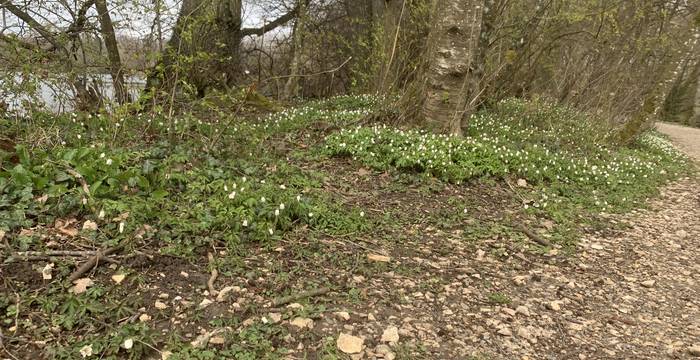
(151, 189), (168, 200)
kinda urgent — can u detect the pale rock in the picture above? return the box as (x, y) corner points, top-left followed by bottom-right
(337, 333), (364, 354)
(547, 301), (561, 311)
(497, 327), (513, 336)
(290, 317), (314, 329)
(198, 298), (213, 309)
(368, 313), (376, 321)
(515, 305), (531, 317)
(516, 178), (528, 187)
(209, 336), (225, 345)
(590, 243), (604, 250)
(688, 345), (700, 357)
(381, 326), (399, 343)
(375, 344), (392, 355)
(139, 313), (152, 322)
(268, 313), (282, 323)
(641, 280), (656, 288)
(502, 308), (516, 317)
(335, 311), (351, 321)
(154, 300), (168, 310)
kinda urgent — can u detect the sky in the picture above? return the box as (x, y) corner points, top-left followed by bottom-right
(0, 0), (281, 41)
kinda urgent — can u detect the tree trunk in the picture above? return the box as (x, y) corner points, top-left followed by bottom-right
(95, 0), (128, 104)
(282, 0), (308, 100)
(418, 0), (484, 135)
(145, 0), (243, 98)
(144, 0), (297, 100)
(691, 60), (700, 127)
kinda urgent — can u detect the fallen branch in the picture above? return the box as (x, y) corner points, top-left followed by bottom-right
(16, 250), (95, 257)
(515, 224), (551, 247)
(207, 252), (219, 296)
(65, 167), (91, 196)
(272, 287), (330, 307)
(68, 244), (122, 282)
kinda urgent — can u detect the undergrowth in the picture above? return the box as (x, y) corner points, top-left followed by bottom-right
(0, 94), (693, 358)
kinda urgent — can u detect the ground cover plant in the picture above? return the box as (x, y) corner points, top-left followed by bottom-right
(0, 95), (694, 359)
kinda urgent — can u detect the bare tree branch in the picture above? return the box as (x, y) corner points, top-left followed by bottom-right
(240, 7), (298, 37)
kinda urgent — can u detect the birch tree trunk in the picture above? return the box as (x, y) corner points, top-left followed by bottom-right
(282, 0), (307, 100)
(692, 60), (700, 127)
(95, 0), (128, 104)
(419, 0), (484, 135)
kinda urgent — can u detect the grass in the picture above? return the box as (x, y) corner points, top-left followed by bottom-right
(0, 94), (693, 358)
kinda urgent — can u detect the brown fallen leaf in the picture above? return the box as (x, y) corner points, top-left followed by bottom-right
(82, 220), (98, 231)
(111, 273), (126, 284)
(58, 227), (79, 237)
(71, 278), (94, 294)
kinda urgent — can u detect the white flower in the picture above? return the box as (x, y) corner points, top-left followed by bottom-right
(98, 210), (105, 219)
(77, 134), (82, 139)
(274, 209), (280, 217)
(242, 219), (248, 227)
(260, 197), (266, 203)
(268, 228), (273, 235)
(279, 203), (285, 210)
(122, 338), (134, 350)
(118, 222), (125, 233)
(296, 195), (301, 202)
(224, 185), (228, 191)
(242, 177), (247, 182)
(308, 212), (314, 218)
(106, 158), (113, 165)
(279, 184), (286, 189)
(359, 211), (364, 217)
(228, 191), (236, 199)
(79, 344), (93, 358)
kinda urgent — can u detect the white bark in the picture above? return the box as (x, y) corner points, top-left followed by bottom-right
(421, 0), (485, 135)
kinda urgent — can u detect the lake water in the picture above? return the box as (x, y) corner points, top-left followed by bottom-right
(1, 73), (145, 114)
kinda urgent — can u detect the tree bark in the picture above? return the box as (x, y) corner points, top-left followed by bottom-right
(418, 0), (484, 135)
(691, 60), (700, 127)
(145, 0), (298, 99)
(282, 0), (308, 100)
(95, 0), (128, 104)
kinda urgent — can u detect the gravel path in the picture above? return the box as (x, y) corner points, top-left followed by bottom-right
(656, 122), (700, 162)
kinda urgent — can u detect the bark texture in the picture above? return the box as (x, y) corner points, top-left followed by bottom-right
(282, 0), (308, 100)
(95, 0), (128, 104)
(146, 0), (243, 98)
(420, 0), (484, 135)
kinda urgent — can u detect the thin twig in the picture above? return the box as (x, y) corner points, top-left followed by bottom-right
(272, 287), (330, 307)
(515, 224), (551, 247)
(15, 250), (96, 257)
(68, 244), (123, 282)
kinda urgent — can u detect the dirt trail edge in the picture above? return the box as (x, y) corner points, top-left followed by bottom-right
(656, 122), (700, 162)
(317, 129), (699, 359)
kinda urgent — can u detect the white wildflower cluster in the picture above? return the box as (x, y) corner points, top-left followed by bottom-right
(325, 99), (689, 212)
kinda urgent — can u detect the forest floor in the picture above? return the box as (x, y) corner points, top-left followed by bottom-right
(1, 98), (698, 360)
